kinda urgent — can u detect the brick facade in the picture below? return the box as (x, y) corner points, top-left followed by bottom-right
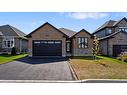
(28, 24), (66, 57)
(72, 30), (93, 56)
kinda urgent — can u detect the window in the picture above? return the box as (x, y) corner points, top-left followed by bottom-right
(78, 37), (88, 49)
(3, 38), (14, 48)
(108, 29), (112, 34)
(34, 41), (40, 44)
(119, 27), (127, 32)
(47, 41), (54, 44)
(54, 41), (61, 44)
(106, 28), (112, 35)
(67, 42), (70, 52)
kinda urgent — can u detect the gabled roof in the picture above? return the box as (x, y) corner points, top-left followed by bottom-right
(10, 25), (27, 39)
(59, 28), (76, 37)
(113, 17), (127, 26)
(99, 30), (127, 40)
(26, 22), (69, 38)
(93, 17), (127, 34)
(93, 20), (116, 34)
(0, 25), (27, 39)
(71, 29), (93, 38)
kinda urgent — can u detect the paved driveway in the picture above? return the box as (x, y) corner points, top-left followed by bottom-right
(0, 57), (73, 80)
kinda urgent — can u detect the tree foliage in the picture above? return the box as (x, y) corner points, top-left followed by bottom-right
(92, 36), (99, 60)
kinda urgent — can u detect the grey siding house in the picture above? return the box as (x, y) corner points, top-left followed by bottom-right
(0, 25), (28, 54)
(93, 17), (127, 57)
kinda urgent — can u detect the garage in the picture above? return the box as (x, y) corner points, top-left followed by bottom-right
(33, 40), (62, 56)
(113, 45), (127, 57)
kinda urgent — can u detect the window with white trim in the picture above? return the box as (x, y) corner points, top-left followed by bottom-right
(78, 37), (88, 49)
(119, 27), (127, 32)
(3, 38), (14, 48)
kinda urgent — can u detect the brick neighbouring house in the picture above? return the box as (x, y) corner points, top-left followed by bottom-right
(26, 22), (93, 57)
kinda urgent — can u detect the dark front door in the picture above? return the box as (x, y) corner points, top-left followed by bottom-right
(33, 40), (62, 56)
(113, 45), (127, 57)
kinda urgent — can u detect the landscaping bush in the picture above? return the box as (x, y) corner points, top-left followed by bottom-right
(117, 51), (127, 62)
(11, 47), (16, 55)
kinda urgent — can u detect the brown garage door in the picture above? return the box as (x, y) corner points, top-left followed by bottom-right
(33, 40), (62, 56)
(113, 45), (127, 57)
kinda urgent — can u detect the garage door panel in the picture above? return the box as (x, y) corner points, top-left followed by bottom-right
(33, 40), (62, 56)
(113, 45), (127, 57)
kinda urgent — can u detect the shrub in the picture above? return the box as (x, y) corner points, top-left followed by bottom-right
(117, 51), (127, 62)
(11, 47), (16, 55)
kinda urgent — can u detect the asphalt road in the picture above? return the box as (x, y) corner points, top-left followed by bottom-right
(0, 57), (74, 80)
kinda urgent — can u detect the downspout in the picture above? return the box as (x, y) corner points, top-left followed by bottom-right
(20, 38), (22, 53)
(107, 39), (109, 56)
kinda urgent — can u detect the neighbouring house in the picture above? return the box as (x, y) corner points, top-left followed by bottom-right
(26, 22), (93, 57)
(0, 25), (28, 54)
(93, 17), (127, 57)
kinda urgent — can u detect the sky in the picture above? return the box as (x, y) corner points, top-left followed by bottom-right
(0, 12), (127, 34)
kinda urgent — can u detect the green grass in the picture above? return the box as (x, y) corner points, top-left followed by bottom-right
(97, 56), (127, 64)
(71, 55), (126, 64)
(0, 54), (28, 65)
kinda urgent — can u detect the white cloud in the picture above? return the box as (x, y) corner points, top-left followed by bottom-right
(30, 21), (43, 26)
(68, 12), (109, 20)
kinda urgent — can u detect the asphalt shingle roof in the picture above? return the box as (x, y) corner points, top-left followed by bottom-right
(93, 17), (127, 34)
(59, 28), (76, 37)
(99, 30), (127, 40)
(0, 25), (27, 39)
(93, 20), (116, 34)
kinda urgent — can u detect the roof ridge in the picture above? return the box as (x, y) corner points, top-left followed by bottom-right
(93, 19), (116, 34)
(8, 25), (21, 37)
(8, 25), (27, 39)
(10, 25), (26, 35)
(113, 17), (127, 26)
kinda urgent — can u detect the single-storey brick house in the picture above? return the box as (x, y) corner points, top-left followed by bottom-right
(0, 25), (28, 54)
(93, 17), (127, 57)
(26, 22), (93, 57)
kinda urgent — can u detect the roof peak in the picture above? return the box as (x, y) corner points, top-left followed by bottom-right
(79, 29), (88, 32)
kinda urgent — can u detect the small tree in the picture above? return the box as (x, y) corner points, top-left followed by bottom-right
(11, 47), (16, 55)
(92, 36), (99, 60)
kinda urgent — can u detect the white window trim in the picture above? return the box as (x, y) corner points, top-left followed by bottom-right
(2, 37), (14, 48)
(78, 37), (88, 49)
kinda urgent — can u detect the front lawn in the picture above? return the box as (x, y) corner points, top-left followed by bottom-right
(70, 56), (127, 79)
(0, 54), (28, 65)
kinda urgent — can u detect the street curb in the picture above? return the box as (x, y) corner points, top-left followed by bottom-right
(0, 79), (127, 83)
(0, 80), (81, 83)
(67, 59), (80, 80)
